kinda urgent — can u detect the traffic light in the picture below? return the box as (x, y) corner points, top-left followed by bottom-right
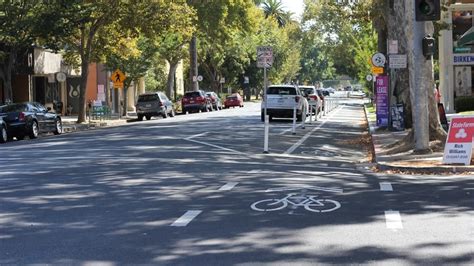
(415, 0), (440, 21)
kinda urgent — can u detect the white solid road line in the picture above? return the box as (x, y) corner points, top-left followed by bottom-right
(284, 106), (343, 155)
(218, 182), (238, 191)
(184, 138), (246, 155)
(385, 210), (403, 230)
(185, 132), (209, 140)
(171, 210), (202, 227)
(379, 182), (393, 191)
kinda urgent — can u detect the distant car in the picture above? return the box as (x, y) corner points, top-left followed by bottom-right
(0, 102), (62, 140)
(299, 85), (322, 114)
(224, 93), (244, 108)
(350, 90), (366, 98)
(136, 92), (175, 121)
(0, 116), (7, 143)
(206, 92), (222, 110)
(182, 90), (213, 113)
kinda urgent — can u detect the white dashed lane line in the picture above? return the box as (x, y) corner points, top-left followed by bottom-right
(219, 182), (238, 191)
(385, 211), (403, 230)
(171, 210), (202, 227)
(379, 182), (393, 191)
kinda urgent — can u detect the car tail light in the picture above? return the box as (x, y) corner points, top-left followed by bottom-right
(159, 102), (163, 106)
(18, 112), (25, 121)
(309, 95), (318, 101)
(182, 98), (188, 103)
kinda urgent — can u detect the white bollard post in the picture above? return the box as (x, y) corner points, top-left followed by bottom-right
(292, 100), (297, 135)
(264, 115), (269, 153)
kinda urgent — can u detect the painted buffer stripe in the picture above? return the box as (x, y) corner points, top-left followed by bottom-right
(171, 210), (202, 227)
(379, 182), (393, 191)
(384, 211), (403, 229)
(219, 182), (238, 191)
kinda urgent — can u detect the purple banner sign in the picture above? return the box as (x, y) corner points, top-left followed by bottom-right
(375, 76), (389, 127)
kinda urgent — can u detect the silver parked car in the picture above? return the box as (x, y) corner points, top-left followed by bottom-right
(136, 92), (176, 121)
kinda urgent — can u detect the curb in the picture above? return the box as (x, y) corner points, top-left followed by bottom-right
(376, 162), (474, 174)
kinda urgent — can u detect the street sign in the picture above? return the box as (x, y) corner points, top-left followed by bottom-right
(371, 66), (384, 74)
(197, 75), (203, 82)
(443, 117), (474, 165)
(111, 69), (126, 88)
(389, 54), (407, 69)
(371, 52), (386, 67)
(257, 46), (273, 68)
(366, 74), (373, 81)
(56, 72), (66, 82)
(388, 40), (398, 54)
(220, 77), (225, 83)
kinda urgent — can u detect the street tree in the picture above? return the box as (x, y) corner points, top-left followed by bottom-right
(0, 1), (49, 102)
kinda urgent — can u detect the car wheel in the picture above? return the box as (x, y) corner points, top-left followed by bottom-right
(162, 111), (168, 118)
(169, 109), (175, 117)
(261, 112), (264, 122)
(297, 112), (303, 122)
(29, 120), (39, 139)
(137, 114), (144, 121)
(53, 119), (62, 135)
(146, 115), (152, 120)
(0, 125), (7, 143)
(182, 108), (187, 115)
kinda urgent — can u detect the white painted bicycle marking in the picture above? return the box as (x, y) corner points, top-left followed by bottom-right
(251, 193), (341, 213)
(171, 210), (202, 227)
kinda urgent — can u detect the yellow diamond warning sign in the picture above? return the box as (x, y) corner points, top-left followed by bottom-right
(111, 69), (126, 88)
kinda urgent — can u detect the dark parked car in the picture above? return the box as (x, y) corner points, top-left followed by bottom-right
(181, 90), (212, 113)
(136, 92), (175, 121)
(0, 102), (62, 140)
(206, 91), (222, 110)
(0, 116), (7, 143)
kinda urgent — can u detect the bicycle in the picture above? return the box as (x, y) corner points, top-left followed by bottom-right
(251, 193), (341, 213)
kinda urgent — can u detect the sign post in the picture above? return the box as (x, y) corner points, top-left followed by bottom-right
(443, 117), (474, 165)
(375, 76), (389, 127)
(258, 46), (273, 153)
(110, 69), (126, 119)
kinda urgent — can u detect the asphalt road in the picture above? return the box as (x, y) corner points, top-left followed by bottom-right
(0, 98), (472, 265)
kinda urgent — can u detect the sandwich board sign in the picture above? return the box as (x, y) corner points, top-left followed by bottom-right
(443, 117), (474, 165)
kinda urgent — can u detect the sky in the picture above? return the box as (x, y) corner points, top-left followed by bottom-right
(280, 0), (305, 21)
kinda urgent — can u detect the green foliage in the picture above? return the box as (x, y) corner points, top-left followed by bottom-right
(301, 0), (377, 86)
(455, 96), (474, 113)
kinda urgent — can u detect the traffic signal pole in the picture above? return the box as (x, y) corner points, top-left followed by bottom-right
(407, 0), (431, 153)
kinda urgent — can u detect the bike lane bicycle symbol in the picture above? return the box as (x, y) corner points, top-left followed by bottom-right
(251, 193), (341, 213)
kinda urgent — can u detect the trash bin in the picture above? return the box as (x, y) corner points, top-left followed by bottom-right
(53, 101), (63, 114)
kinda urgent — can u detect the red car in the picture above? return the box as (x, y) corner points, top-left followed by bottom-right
(224, 93), (244, 108)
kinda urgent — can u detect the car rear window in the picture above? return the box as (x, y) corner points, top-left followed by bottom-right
(184, 91), (201, 97)
(138, 94), (159, 102)
(267, 87), (296, 95)
(300, 88), (314, 95)
(0, 104), (28, 113)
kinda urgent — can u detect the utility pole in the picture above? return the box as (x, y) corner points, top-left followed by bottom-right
(406, 0), (431, 153)
(189, 35), (199, 91)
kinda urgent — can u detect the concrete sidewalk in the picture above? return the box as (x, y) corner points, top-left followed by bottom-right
(61, 113), (137, 133)
(365, 107), (474, 173)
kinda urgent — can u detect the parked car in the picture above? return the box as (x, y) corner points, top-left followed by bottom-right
(136, 92), (175, 121)
(350, 90), (366, 98)
(0, 102), (62, 140)
(224, 93), (244, 108)
(299, 85), (322, 114)
(261, 85), (308, 122)
(315, 88), (326, 110)
(181, 90), (213, 113)
(0, 116), (7, 143)
(206, 91), (222, 110)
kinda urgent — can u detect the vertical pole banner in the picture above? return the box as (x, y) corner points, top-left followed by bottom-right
(375, 76), (389, 127)
(443, 117), (474, 165)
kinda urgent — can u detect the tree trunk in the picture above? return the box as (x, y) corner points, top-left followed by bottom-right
(0, 50), (15, 103)
(77, 59), (89, 123)
(166, 60), (179, 100)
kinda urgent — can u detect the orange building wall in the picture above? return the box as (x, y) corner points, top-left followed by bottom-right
(86, 63), (97, 102)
